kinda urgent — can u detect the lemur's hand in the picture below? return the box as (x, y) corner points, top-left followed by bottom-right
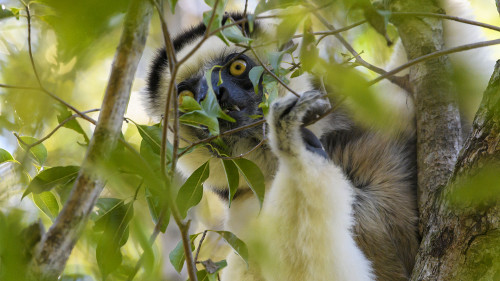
(268, 91), (329, 157)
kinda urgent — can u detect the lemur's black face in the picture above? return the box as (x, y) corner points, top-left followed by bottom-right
(177, 53), (264, 139)
(145, 14), (266, 155)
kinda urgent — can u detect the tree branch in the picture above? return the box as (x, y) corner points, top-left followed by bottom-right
(387, 0), (463, 235)
(370, 39), (500, 85)
(28, 0), (153, 279)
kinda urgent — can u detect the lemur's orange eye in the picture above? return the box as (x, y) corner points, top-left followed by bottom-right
(178, 90), (194, 104)
(229, 59), (247, 76)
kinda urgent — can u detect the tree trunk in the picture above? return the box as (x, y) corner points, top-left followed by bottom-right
(411, 61), (500, 280)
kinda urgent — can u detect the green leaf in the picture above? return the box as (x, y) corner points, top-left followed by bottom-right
(145, 188), (170, 233)
(233, 159), (265, 209)
(176, 161), (210, 218)
(93, 198), (122, 222)
(179, 96), (203, 112)
(255, 0), (301, 14)
(299, 17), (318, 72)
(202, 68), (236, 123)
(0, 148), (14, 164)
(179, 111), (220, 135)
(222, 160), (239, 206)
(212, 231), (248, 264)
(135, 123), (163, 154)
(23, 166), (80, 198)
(0, 6), (14, 20)
(169, 233), (201, 273)
(353, 0), (392, 46)
(56, 107), (89, 144)
(168, 0), (179, 13)
(249, 66), (264, 95)
(276, 9), (306, 46)
(140, 139), (162, 173)
(96, 201), (134, 279)
(32, 191), (60, 220)
(290, 68), (304, 78)
(221, 25), (252, 43)
(202, 0), (227, 34)
(18, 136), (48, 166)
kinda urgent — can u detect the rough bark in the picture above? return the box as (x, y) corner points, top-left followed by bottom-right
(27, 1), (153, 280)
(411, 61), (500, 280)
(386, 0), (463, 233)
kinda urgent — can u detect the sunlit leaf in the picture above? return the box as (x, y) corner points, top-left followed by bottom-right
(299, 17), (318, 72)
(352, 0), (392, 46)
(211, 231), (248, 264)
(18, 136), (48, 166)
(176, 161), (210, 218)
(32, 191), (60, 220)
(232, 159), (265, 208)
(36, 0), (132, 63)
(169, 233), (201, 273)
(290, 68), (304, 78)
(0, 148), (14, 164)
(255, 0), (302, 15)
(276, 9), (306, 46)
(23, 166), (80, 198)
(180, 96), (203, 112)
(222, 160), (239, 206)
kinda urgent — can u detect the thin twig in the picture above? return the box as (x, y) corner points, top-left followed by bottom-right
(391, 12), (500, 33)
(218, 122), (267, 160)
(218, 138), (267, 160)
(13, 109), (99, 149)
(293, 20), (367, 39)
(0, 84), (40, 90)
(369, 38), (500, 85)
(25, 5), (42, 88)
(194, 230), (208, 263)
(248, 46), (300, 97)
(177, 119), (266, 158)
